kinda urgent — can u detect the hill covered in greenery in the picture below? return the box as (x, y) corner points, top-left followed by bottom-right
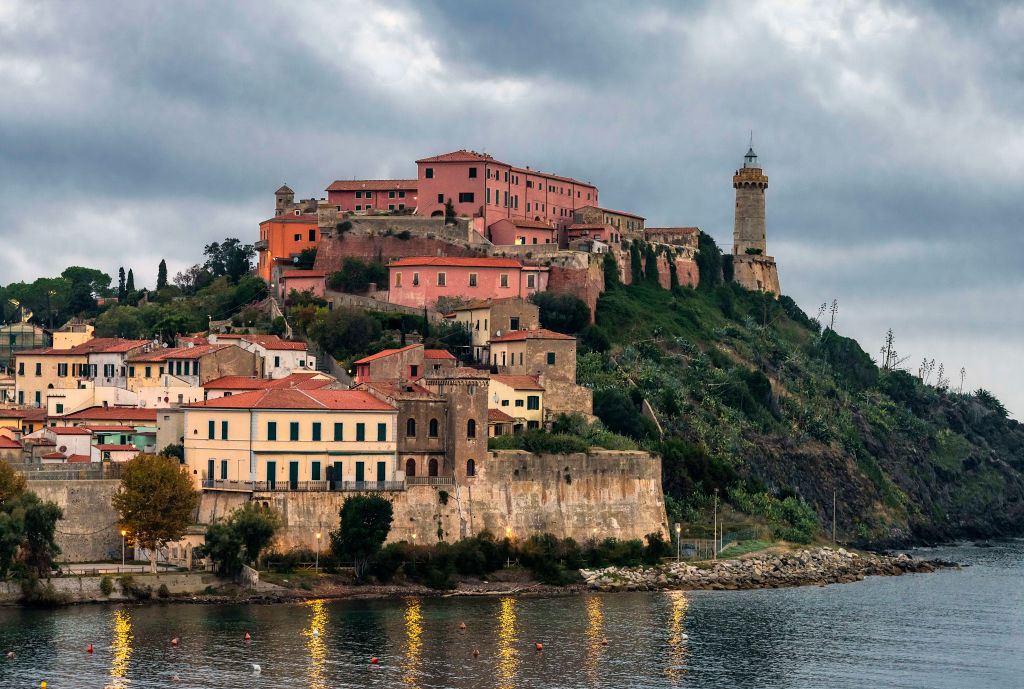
(577, 235), (1024, 547)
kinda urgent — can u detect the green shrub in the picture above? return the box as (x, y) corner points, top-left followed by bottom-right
(157, 583), (170, 599)
(99, 575), (114, 596)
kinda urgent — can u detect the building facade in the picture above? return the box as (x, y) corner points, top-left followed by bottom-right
(388, 257), (548, 310)
(325, 179), (418, 212)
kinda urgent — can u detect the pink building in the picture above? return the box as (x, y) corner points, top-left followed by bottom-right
(388, 257), (548, 310)
(279, 270), (327, 300)
(325, 179), (418, 213)
(566, 223), (621, 245)
(488, 218), (558, 246)
(413, 150), (598, 231)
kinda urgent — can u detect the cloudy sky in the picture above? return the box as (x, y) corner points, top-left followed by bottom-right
(1, 0), (1021, 416)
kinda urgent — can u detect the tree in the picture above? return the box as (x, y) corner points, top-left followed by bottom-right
(444, 198), (456, 224)
(112, 454), (198, 573)
(630, 243), (644, 283)
(118, 267), (127, 302)
(529, 292), (590, 334)
(157, 259), (168, 290)
(205, 518), (244, 577)
(602, 252), (620, 287)
(294, 248), (317, 270)
(173, 264), (213, 296)
(0, 491), (62, 580)
(0, 463), (26, 505)
(204, 238), (255, 283)
(231, 502), (280, 567)
(329, 494), (393, 581)
(94, 305), (144, 339)
(695, 231), (723, 290)
(644, 246), (660, 286)
(126, 269), (135, 293)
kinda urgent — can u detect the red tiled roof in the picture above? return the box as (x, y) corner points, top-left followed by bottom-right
(178, 336), (209, 346)
(489, 329), (575, 343)
(62, 407), (157, 422)
(490, 374), (544, 391)
(94, 444), (137, 451)
(281, 271), (326, 279)
(127, 344), (233, 363)
(41, 451), (66, 459)
(354, 344), (420, 365)
(203, 373), (332, 391)
(567, 223), (612, 232)
(12, 338), (151, 356)
(425, 366), (489, 381)
(488, 408), (515, 422)
(47, 426), (92, 435)
(360, 381), (442, 400)
(326, 179), (417, 192)
(510, 167), (596, 189)
(0, 436), (21, 449)
(67, 454), (92, 463)
(186, 388), (396, 412)
(214, 334), (308, 351)
(260, 213), (318, 225)
(388, 256), (521, 268)
(424, 349), (455, 360)
(589, 206), (645, 220)
(416, 150), (496, 164)
(84, 425), (136, 432)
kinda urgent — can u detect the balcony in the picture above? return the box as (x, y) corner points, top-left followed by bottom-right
(254, 239), (269, 251)
(405, 476), (455, 486)
(201, 478), (405, 492)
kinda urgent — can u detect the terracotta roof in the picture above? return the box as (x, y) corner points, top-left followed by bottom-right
(84, 425), (137, 433)
(41, 451), (66, 459)
(281, 271), (326, 279)
(490, 374), (544, 391)
(360, 381), (443, 401)
(275, 184), (293, 194)
(260, 213), (318, 225)
(186, 388), (396, 412)
(567, 223), (612, 232)
(450, 297), (528, 312)
(488, 408), (515, 422)
(62, 407), (157, 422)
(177, 336), (209, 346)
(214, 334), (308, 351)
(416, 150), (497, 164)
(424, 349), (455, 360)
(511, 167), (596, 188)
(326, 179), (417, 192)
(47, 426), (93, 435)
(67, 454), (92, 463)
(94, 444), (137, 451)
(0, 436), (21, 449)
(11, 338), (151, 356)
(424, 367), (489, 381)
(0, 408), (48, 422)
(13, 347), (81, 357)
(127, 344), (232, 363)
(587, 206), (645, 220)
(203, 373), (332, 391)
(354, 344), (420, 365)
(489, 328), (575, 343)
(388, 257), (522, 268)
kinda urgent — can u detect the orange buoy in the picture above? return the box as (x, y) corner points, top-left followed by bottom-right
(6, 651), (13, 659)
(473, 649), (480, 657)
(459, 622), (466, 630)
(371, 656), (379, 665)
(601, 638), (608, 645)
(171, 638), (179, 646)
(87, 644), (93, 653)
(244, 633), (251, 641)
(535, 642), (543, 651)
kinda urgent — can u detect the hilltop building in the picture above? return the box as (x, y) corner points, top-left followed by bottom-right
(730, 146), (780, 294)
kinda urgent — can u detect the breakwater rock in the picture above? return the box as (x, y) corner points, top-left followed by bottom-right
(580, 547), (956, 592)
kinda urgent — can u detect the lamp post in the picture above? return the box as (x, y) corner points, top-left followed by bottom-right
(315, 532), (321, 573)
(675, 523), (681, 562)
(713, 489), (719, 560)
(121, 530), (127, 567)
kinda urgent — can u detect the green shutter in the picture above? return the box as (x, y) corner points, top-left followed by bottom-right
(289, 422), (299, 441)
(312, 422), (321, 441)
(208, 420), (215, 439)
(356, 423), (365, 442)
(334, 423), (343, 441)
(267, 422), (276, 441)
(221, 420), (228, 439)
(311, 461), (321, 481)
(377, 423), (387, 441)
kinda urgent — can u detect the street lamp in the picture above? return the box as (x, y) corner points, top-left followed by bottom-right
(713, 488), (719, 560)
(675, 523), (681, 562)
(121, 530), (127, 567)
(315, 532), (321, 573)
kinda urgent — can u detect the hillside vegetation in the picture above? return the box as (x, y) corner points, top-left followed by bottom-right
(579, 235), (1024, 547)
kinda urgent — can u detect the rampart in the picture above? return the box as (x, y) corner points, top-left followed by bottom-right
(28, 480), (122, 563)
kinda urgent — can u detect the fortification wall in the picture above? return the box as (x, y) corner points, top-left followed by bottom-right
(197, 449), (667, 549)
(616, 247), (699, 290)
(732, 254), (780, 294)
(28, 480), (122, 563)
(315, 235), (483, 274)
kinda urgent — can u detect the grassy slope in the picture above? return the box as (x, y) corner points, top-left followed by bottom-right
(582, 276), (1024, 547)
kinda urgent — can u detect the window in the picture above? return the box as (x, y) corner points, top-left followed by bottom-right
(466, 418), (477, 438)
(500, 274), (509, 288)
(510, 317), (520, 330)
(527, 420), (539, 429)
(221, 420), (228, 439)
(410, 364), (419, 378)
(35, 362), (41, 376)
(309, 229), (316, 241)
(398, 204), (405, 210)
(365, 192), (372, 199)
(388, 204), (395, 211)
(547, 352), (556, 365)
(527, 395), (540, 410)
(406, 418), (416, 437)
(405, 458), (416, 476)
(312, 422), (321, 441)
(220, 460), (228, 480)
(377, 423), (387, 441)
(55, 403), (63, 414)
(355, 205), (362, 211)
(437, 272), (446, 287)
(17, 362), (23, 375)
(394, 272), (402, 287)
(208, 420), (215, 439)
(469, 167), (477, 178)
(468, 273), (477, 287)
(311, 461), (321, 481)
(356, 423), (365, 441)
(527, 274), (536, 289)
(486, 188), (491, 204)
(425, 167), (434, 179)
(289, 422), (299, 441)
(458, 192), (474, 203)
(294, 233), (301, 241)
(412, 273), (419, 286)
(267, 422), (277, 440)
(515, 399), (524, 407)
(274, 356), (280, 368)
(437, 193), (444, 203)
(355, 191), (362, 198)
(466, 458), (475, 477)
(145, 366), (151, 378)
(399, 191), (406, 198)
(429, 418), (439, 437)
(127, 366), (134, 378)
(334, 422), (343, 441)
(58, 363), (68, 377)
(389, 190), (396, 198)
(501, 399), (509, 406)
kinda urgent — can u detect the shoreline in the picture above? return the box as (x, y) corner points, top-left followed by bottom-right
(2, 546), (958, 608)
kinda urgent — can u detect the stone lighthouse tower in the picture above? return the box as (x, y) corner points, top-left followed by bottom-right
(731, 144), (780, 294)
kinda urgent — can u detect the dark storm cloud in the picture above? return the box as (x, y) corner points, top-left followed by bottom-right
(0, 0), (1020, 414)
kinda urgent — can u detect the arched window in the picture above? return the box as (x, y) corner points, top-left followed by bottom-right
(429, 418), (439, 438)
(466, 418), (476, 439)
(405, 457), (416, 477)
(428, 458), (439, 477)
(406, 417), (416, 437)
(466, 458), (476, 477)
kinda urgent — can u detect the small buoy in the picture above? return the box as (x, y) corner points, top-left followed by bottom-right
(173, 673), (180, 681)
(6, 651), (13, 659)
(244, 633), (251, 641)
(535, 642), (543, 651)
(601, 638), (607, 645)
(171, 638), (179, 646)
(473, 649), (480, 657)
(41, 682), (46, 689)
(459, 622), (466, 630)
(251, 664), (261, 675)
(681, 633), (688, 640)
(87, 644), (94, 653)
(312, 629), (319, 637)
(371, 657), (379, 665)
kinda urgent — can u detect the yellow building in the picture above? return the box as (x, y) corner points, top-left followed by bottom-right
(488, 374), (544, 431)
(13, 338), (151, 408)
(183, 388), (400, 490)
(52, 322), (95, 349)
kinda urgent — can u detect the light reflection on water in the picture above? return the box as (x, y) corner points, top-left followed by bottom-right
(0, 541), (1020, 689)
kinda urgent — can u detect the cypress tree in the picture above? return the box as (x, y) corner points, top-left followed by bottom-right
(117, 267), (126, 301)
(157, 259), (167, 290)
